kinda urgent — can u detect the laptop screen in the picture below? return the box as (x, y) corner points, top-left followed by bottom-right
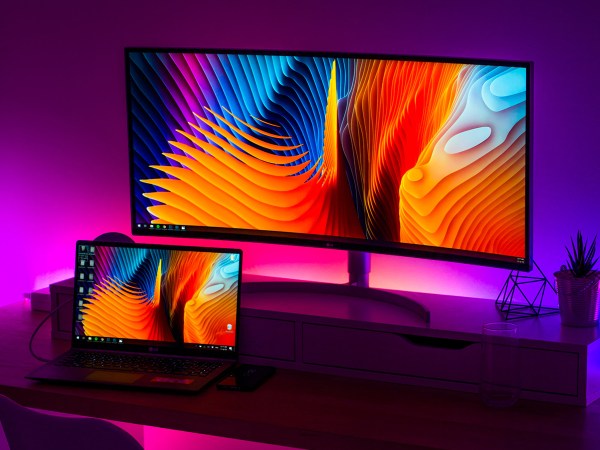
(72, 240), (242, 357)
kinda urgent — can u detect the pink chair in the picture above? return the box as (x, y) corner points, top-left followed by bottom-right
(0, 395), (142, 450)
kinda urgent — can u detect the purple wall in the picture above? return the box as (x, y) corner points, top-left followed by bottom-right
(2, 0), (599, 307)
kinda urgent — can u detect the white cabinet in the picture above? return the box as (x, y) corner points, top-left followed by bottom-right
(239, 278), (599, 406)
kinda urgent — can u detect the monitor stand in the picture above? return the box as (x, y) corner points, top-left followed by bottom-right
(245, 250), (430, 323)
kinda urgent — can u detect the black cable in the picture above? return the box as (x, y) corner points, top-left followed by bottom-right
(29, 299), (72, 362)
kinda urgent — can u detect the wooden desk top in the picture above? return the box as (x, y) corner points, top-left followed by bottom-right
(2, 300), (600, 450)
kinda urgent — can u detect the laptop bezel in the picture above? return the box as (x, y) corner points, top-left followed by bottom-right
(70, 240), (242, 360)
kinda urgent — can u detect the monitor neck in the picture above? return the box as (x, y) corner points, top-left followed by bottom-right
(348, 251), (371, 288)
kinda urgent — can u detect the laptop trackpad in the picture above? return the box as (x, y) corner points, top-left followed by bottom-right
(86, 371), (143, 384)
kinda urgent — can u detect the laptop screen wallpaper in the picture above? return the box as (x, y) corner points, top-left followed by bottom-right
(74, 244), (240, 348)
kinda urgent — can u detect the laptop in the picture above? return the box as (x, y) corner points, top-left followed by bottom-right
(27, 240), (242, 393)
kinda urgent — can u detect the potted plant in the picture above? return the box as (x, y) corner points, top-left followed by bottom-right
(555, 231), (600, 327)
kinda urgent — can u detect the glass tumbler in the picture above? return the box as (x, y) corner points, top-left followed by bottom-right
(480, 322), (520, 408)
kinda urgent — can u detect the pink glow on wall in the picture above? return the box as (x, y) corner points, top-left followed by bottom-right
(371, 255), (509, 299)
(244, 245), (348, 284)
(33, 269), (74, 292)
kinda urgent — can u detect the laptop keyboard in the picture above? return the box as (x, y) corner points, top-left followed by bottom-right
(56, 351), (225, 377)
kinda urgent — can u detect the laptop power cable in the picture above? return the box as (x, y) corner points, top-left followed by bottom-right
(29, 300), (72, 363)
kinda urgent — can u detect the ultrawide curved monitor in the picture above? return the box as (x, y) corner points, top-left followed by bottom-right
(126, 48), (531, 271)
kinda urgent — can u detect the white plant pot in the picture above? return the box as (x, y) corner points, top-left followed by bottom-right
(555, 270), (600, 327)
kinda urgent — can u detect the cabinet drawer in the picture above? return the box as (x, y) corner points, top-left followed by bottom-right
(303, 323), (480, 383)
(520, 348), (578, 396)
(239, 316), (295, 361)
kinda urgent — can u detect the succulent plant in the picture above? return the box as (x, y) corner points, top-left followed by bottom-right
(565, 231), (598, 278)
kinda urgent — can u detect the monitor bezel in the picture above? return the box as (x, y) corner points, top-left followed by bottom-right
(126, 47), (532, 272)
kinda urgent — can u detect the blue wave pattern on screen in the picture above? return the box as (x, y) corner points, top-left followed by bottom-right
(129, 53), (356, 222)
(92, 246), (166, 300)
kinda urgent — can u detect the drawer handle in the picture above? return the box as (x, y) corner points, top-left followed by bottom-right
(397, 334), (476, 350)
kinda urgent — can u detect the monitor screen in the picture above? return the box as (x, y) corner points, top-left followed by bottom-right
(126, 49), (531, 270)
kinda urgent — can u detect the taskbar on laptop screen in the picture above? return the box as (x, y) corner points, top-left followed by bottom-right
(73, 334), (236, 353)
